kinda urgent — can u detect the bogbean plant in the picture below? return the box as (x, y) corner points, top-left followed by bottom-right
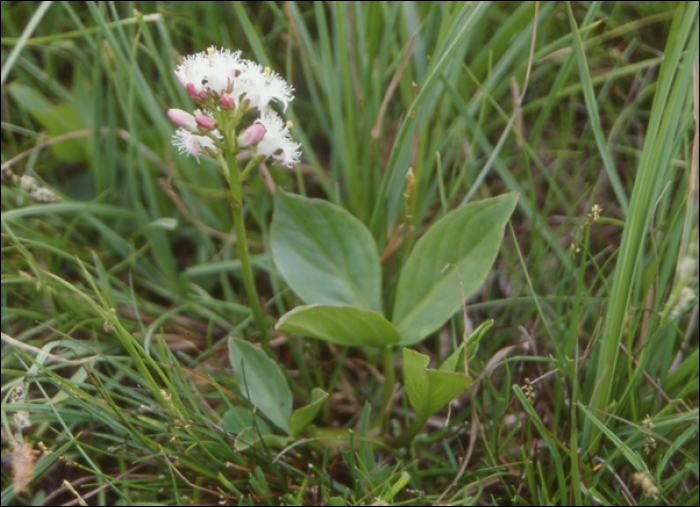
(167, 46), (301, 356)
(169, 47), (518, 448)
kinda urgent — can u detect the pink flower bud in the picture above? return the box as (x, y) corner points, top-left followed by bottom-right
(237, 123), (266, 147)
(195, 114), (217, 130)
(185, 82), (205, 100)
(167, 109), (198, 132)
(220, 93), (235, 110)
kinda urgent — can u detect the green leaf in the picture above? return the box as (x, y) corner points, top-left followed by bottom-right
(440, 319), (493, 373)
(466, 319), (494, 364)
(222, 406), (271, 434)
(439, 343), (466, 374)
(275, 305), (400, 348)
(425, 369), (472, 414)
(290, 388), (328, 436)
(228, 337), (292, 434)
(439, 319), (494, 373)
(392, 193), (518, 346)
(403, 348), (472, 418)
(8, 83), (89, 162)
(46, 102), (89, 162)
(403, 348), (430, 415)
(8, 82), (53, 125)
(234, 426), (293, 451)
(271, 190), (381, 311)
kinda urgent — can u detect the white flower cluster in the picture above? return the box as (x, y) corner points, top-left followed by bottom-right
(168, 47), (301, 167)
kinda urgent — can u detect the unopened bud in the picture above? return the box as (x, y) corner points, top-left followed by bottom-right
(238, 123), (266, 147)
(167, 108), (198, 132)
(195, 114), (217, 130)
(185, 82), (205, 100)
(221, 93), (235, 110)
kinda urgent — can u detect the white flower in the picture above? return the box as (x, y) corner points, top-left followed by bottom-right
(255, 110), (301, 168)
(172, 128), (221, 162)
(233, 62), (294, 112)
(175, 47), (246, 96)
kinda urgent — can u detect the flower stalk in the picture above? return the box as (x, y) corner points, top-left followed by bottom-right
(219, 152), (269, 352)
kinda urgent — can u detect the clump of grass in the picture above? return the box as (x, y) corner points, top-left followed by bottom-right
(2, 2), (698, 505)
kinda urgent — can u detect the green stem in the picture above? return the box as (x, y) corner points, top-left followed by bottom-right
(378, 346), (396, 430)
(218, 152), (269, 353)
